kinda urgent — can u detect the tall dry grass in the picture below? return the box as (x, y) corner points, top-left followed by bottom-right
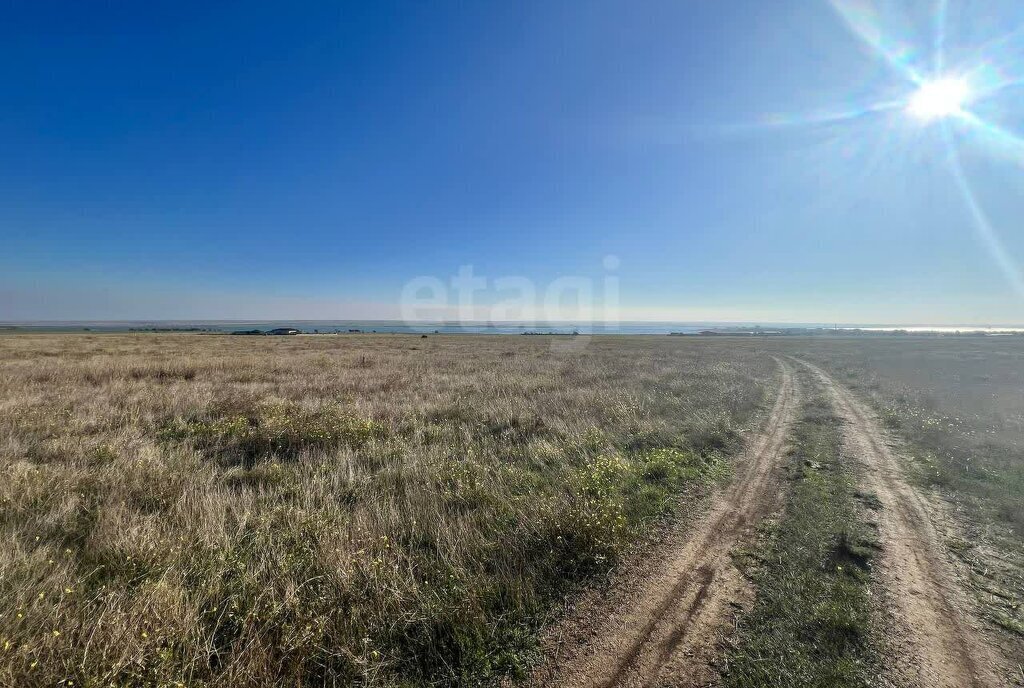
(0, 334), (772, 686)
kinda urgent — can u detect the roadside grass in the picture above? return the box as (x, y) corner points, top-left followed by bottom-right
(724, 387), (879, 688)
(0, 334), (770, 687)
(773, 338), (1024, 643)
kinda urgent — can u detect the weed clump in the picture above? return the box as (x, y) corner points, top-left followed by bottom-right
(162, 400), (384, 466)
(541, 448), (725, 577)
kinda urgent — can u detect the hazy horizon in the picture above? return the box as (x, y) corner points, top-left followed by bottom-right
(5, 318), (1024, 333)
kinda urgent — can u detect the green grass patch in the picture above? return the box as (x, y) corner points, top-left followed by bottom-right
(777, 338), (1024, 638)
(161, 400), (385, 466)
(724, 393), (879, 688)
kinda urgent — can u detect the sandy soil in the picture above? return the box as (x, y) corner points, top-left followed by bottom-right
(793, 357), (1016, 688)
(530, 358), (800, 688)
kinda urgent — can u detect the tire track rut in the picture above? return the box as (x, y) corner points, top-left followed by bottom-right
(532, 358), (799, 688)
(792, 357), (1013, 688)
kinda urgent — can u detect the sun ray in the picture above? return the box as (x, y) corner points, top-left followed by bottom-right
(965, 21), (1024, 69)
(829, 0), (924, 84)
(942, 125), (1024, 299)
(933, 0), (948, 75)
(956, 111), (1024, 166)
(761, 99), (905, 129)
(957, 21), (1024, 101)
(962, 70), (1024, 102)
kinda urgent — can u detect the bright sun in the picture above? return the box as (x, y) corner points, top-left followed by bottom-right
(907, 77), (970, 121)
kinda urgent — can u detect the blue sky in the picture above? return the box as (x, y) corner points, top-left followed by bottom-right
(3, 0), (1024, 324)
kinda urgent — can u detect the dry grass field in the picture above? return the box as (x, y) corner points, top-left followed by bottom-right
(0, 334), (773, 687)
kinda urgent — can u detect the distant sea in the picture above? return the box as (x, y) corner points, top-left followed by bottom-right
(3, 320), (1024, 335)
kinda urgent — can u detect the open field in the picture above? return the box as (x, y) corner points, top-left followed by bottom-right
(0, 334), (772, 687)
(3, 333), (1023, 687)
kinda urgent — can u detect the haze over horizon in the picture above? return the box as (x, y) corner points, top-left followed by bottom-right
(5, 1), (1024, 324)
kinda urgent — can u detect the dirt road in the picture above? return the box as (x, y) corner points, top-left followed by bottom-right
(793, 357), (1013, 688)
(532, 358), (799, 688)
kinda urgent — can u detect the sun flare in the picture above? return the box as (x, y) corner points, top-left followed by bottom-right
(907, 77), (970, 121)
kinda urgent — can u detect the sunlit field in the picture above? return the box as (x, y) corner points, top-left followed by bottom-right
(4, 333), (1023, 686)
(0, 334), (772, 687)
